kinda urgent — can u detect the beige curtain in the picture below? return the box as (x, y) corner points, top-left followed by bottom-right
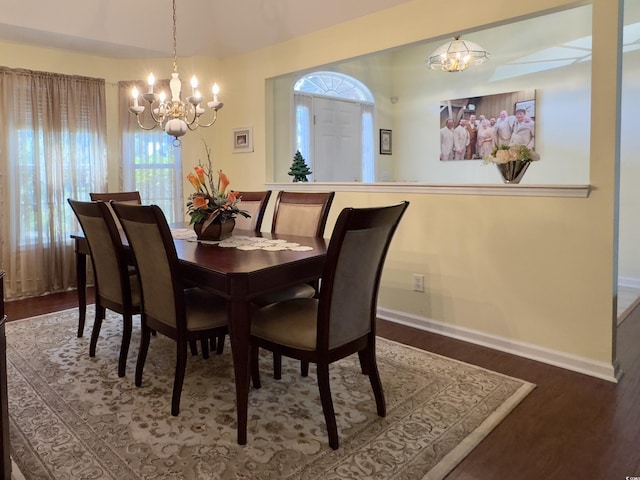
(0, 67), (107, 299)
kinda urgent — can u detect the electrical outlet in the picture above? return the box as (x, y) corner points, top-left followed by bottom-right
(413, 274), (424, 292)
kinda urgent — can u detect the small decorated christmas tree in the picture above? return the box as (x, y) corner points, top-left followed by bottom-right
(288, 150), (312, 182)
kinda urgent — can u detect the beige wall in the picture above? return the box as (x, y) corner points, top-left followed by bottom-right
(221, 0), (622, 380)
(0, 0), (623, 379)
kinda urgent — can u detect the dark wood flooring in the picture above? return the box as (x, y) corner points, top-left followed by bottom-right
(5, 290), (640, 479)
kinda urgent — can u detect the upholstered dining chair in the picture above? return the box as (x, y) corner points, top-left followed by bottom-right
(250, 201), (409, 449)
(68, 199), (141, 378)
(111, 202), (228, 416)
(256, 191), (335, 307)
(232, 191), (272, 232)
(270, 191), (334, 238)
(254, 190), (335, 378)
(89, 191), (142, 230)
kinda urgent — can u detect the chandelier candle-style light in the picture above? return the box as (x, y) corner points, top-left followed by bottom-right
(426, 36), (490, 72)
(129, 0), (224, 146)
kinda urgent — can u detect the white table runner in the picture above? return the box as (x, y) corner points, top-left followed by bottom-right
(170, 230), (313, 251)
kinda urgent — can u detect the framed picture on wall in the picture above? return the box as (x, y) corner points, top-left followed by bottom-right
(380, 129), (392, 155)
(232, 127), (253, 153)
(438, 89), (536, 161)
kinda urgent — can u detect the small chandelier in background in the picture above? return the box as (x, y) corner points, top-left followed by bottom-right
(426, 36), (490, 72)
(129, 0), (224, 146)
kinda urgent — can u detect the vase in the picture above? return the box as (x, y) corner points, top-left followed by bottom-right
(194, 218), (235, 241)
(495, 161), (531, 184)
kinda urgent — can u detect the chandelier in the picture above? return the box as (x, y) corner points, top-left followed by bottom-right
(426, 36), (490, 72)
(128, 0), (224, 146)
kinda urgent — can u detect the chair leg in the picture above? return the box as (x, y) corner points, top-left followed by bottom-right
(89, 304), (105, 357)
(215, 334), (225, 354)
(172, 342), (188, 416)
(273, 352), (282, 380)
(357, 350), (368, 375)
(250, 343), (262, 389)
(189, 340), (198, 356)
(361, 345), (386, 417)
(135, 324), (151, 387)
(118, 314), (133, 377)
(317, 362), (339, 450)
(200, 338), (210, 359)
(301, 360), (309, 377)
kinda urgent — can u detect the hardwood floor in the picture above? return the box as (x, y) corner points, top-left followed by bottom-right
(5, 290), (640, 479)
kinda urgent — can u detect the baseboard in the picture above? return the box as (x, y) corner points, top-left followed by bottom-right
(619, 276), (640, 289)
(377, 307), (621, 383)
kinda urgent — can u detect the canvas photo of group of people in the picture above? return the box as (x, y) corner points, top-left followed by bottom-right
(439, 91), (536, 161)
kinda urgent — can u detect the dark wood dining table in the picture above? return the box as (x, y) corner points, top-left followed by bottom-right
(71, 229), (328, 445)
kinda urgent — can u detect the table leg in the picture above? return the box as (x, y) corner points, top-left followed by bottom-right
(227, 300), (252, 445)
(75, 248), (87, 338)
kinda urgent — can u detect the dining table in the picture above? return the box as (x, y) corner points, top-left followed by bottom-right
(71, 228), (328, 445)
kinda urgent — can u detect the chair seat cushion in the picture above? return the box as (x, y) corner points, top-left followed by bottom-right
(252, 298), (318, 350)
(184, 288), (228, 331)
(252, 283), (316, 307)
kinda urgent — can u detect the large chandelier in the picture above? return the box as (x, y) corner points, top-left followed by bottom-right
(426, 36), (490, 72)
(128, 0), (224, 146)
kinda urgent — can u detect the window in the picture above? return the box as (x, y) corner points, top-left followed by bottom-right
(119, 81), (182, 222)
(122, 131), (182, 222)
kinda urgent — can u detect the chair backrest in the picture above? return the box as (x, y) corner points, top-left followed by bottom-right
(271, 191), (335, 237)
(89, 191), (142, 203)
(232, 191), (271, 232)
(89, 191), (142, 230)
(111, 202), (184, 332)
(317, 201), (409, 351)
(67, 199), (134, 306)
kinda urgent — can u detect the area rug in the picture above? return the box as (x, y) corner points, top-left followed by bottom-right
(5, 307), (534, 480)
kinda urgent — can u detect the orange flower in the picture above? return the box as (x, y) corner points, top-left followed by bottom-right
(187, 172), (202, 192)
(218, 171), (230, 194)
(194, 166), (206, 185)
(226, 190), (239, 203)
(191, 195), (209, 210)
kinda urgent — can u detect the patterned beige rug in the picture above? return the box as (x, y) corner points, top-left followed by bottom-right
(6, 307), (534, 480)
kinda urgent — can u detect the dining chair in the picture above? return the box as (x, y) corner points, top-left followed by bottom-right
(111, 202), (228, 416)
(257, 190), (335, 308)
(231, 191), (272, 232)
(254, 190), (335, 378)
(250, 201), (409, 449)
(68, 199), (141, 378)
(270, 191), (334, 237)
(89, 191), (142, 230)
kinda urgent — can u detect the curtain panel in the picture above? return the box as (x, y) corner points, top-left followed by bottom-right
(0, 67), (107, 299)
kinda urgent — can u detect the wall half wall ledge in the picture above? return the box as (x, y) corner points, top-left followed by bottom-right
(265, 183), (591, 198)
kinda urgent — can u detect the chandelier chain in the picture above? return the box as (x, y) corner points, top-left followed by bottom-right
(172, 0), (178, 73)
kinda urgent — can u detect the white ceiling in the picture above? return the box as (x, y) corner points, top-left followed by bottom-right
(0, 0), (413, 59)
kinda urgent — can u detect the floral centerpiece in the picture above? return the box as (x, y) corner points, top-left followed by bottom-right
(186, 143), (250, 239)
(483, 144), (540, 184)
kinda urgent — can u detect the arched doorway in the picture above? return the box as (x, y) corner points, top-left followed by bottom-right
(293, 71), (375, 182)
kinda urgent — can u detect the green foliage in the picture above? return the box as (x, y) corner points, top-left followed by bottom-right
(288, 150), (312, 182)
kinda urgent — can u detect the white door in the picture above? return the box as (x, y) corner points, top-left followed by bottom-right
(312, 97), (362, 182)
